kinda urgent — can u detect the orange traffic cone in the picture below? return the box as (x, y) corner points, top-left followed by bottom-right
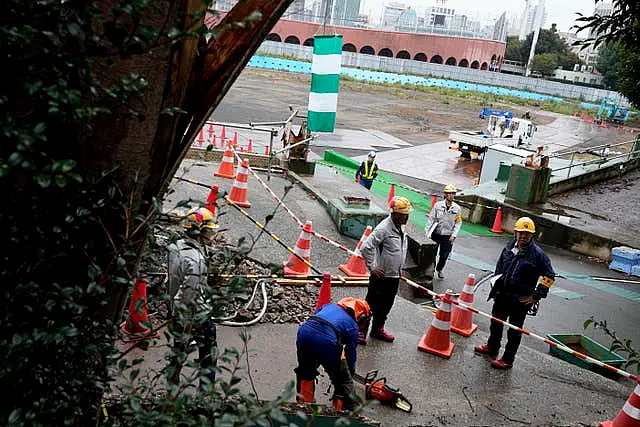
(214, 144), (236, 179)
(206, 184), (219, 221)
(228, 159), (251, 208)
(490, 207), (504, 234)
(211, 134), (217, 148)
(387, 184), (395, 204)
(429, 194), (438, 214)
(283, 221), (313, 276)
(315, 272), (332, 311)
(451, 274), (478, 337)
(208, 123), (215, 141)
(232, 131), (238, 148)
(356, 175), (361, 185)
(220, 125), (226, 142)
(418, 290), (455, 358)
(339, 226), (372, 277)
(600, 384), (640, 427)
(264, 145), (269, 155)
(247, 139), (253, 153)
(120, 277), (159, 343)
(197, 128), (205, 146)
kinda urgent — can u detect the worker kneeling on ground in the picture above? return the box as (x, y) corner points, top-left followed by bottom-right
(295, 297), (372, 411)
(474, 217), (555, 370)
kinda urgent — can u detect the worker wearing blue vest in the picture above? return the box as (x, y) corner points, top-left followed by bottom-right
(355, 151), (379, 190)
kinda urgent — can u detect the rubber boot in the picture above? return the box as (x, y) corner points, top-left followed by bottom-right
(296, 378), (315, 403)
(358, 317), (371, 345)
(370, 326), (394, 342)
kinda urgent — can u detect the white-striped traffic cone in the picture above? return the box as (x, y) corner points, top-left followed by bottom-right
(418, 289), (455, 359)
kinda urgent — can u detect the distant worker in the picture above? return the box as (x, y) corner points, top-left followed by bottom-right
(523, 111), (531, 120)
(425, 184), (462, 279)
(525, 146), (545, 169)
(295, 297), (371, 411)
(167, 207), (218, 386)
(355, 151), (379, 190)
(359, 196), (411, 343)
(474, 217), (555, 369)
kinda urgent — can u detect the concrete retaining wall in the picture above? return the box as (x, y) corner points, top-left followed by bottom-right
(185, 147), (282, 168)
(257, 41), (630, 106)
(459, 194), (616, 260)
(549, 157), (640, 195)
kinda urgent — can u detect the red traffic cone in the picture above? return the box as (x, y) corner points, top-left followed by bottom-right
(356, 175), (361, 184)
(339, 226), (372, 277)
(208, 123), (215, 141)
(214, 144), (236, 179)
(600, 384), (640, 427)
(197, 128), (205, 146)
(264, 145), (269, 155)
(451, 274), (478, 337)
(220, 125), (226, 142)
(206, 184), (219, 221)
(211, 134), (217, 148)
(418, 290), (455, 358)
(232, 131), (238, 148)
(228, 159), (251, 208)
(387, 184), (395, 204)
(315, 272), (332, 311)
(247, 139), (253, 153)
(283, 221), (313, 276)
(429, 194), (438, 214)
(490, 207), (504, 234)
(120, 278), (159, 343)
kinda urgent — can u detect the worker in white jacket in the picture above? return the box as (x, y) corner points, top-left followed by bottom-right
(359, 196), (412, 344)
(425, 184), (462, 279)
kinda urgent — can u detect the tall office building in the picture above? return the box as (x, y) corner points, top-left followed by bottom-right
(382, 2), (407, 28)
(518, 0), (546, 40)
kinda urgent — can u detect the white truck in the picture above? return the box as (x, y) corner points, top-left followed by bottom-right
(449, 116), (536, 159)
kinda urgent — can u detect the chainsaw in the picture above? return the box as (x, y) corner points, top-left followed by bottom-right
(353, 370), (412, 413)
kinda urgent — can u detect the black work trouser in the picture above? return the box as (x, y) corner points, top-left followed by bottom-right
(365, 275), (400, 330)
(431, 233), (453, 272)
(488, 294), (529, 364)
(169, 320), (217, 385)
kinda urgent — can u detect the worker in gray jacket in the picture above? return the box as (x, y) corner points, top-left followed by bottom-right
(425, 184), (462, 279)
(359, 196), (412, 344)
(167, 207), (218, 387)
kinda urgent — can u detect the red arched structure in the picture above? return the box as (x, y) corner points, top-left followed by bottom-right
(360, 45), (375, 55)
(481, 62), (488, 70)
(266, 33), (281, 42)
(414, 53), (427, 62)
(209, 15), (505, 69)
(396, 50), (410, 59)
(303, 38), (314, 46)
(459, 58), (469, 67)
(471, 60), (480, 69)
(284, 35), (300, 44)
(445, 56), (457, 66)
(430, 55), (443, 64)
(378, 48), (393, 57)
(342, 43), (356, 52)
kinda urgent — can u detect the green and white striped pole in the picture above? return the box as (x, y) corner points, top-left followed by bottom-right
(307, 34), (343, 133)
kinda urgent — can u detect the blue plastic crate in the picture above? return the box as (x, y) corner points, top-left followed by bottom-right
(632, 265), (640, 278)
(609, 246), (640, 274)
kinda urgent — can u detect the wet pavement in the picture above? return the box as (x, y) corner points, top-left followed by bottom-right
(118, 156), (640, 427)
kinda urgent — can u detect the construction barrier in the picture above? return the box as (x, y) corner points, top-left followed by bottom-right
(339, 226), (372, 277)
(228, 159), (252, 207)
(401, 275), (640, 383)
(283, 221), (314, 276)
(315, 272), (333, 310)
(417, 289), (455, 358)
(120, 277), (159, 343)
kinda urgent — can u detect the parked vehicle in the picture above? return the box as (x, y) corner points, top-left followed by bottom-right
(449, 116), (536, 159)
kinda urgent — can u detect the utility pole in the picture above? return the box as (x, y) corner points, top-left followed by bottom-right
(525, 0), (544, 77)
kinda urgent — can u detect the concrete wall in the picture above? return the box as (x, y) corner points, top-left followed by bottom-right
(458, 194), (616, 260)
(548, 158), (640, 195)
(257, 41), (630, 106)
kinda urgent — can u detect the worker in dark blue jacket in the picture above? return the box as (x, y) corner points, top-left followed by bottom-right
(295, 297), (371, 411)
(475, 217), (555, 370)
(355, 151), (379, 190)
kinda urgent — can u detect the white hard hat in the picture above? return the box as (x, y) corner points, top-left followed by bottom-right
(368, 151), (376, 158)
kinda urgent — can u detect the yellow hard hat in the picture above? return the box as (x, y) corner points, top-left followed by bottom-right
(514, 217), (535, 233)
(443, 184), (457, 193)
(388, 196), (413, 214)
(184, 207), (218, 233)
(337, 297), (371, 323)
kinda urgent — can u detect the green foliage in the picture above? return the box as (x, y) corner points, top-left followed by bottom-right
(584, 318), (639, 374)
(596, 43), (620, 90)
(530, 53), (558, 77)
(0, 0), (295, 425)
(522, 29), (571, 57)
(573, 0), (640, 107)
(616, 43), (640, 107)
(556, 52), (584, 71)
(505, 36), (525, 62)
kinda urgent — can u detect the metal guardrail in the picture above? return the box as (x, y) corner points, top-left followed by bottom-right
(551, 140), (639, 178)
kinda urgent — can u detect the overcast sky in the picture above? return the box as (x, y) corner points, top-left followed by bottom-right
(361, 0), (596, 33)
